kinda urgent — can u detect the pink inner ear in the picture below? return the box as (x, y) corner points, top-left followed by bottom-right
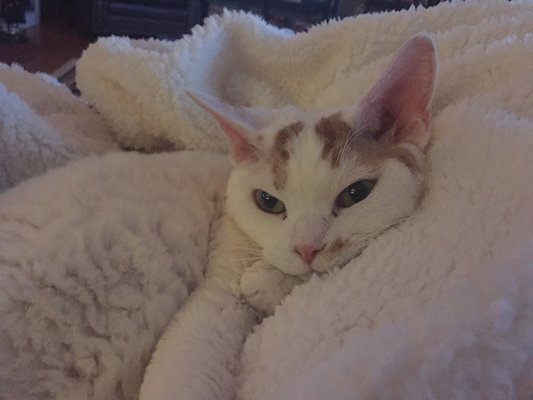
(356, 34), (437, 149)
(186, 89), (261, 164)
(217, 119), (259, 164)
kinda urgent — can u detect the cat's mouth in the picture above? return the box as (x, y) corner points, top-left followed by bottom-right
(285, 250), (362, 278)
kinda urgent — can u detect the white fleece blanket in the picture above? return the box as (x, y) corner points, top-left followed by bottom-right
(1, 0), (533, 399)
(0, 64), (118, 191)
(77, 0), (533, 153)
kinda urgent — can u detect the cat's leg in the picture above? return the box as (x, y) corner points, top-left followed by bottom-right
(139, 280), (257, 400)
(240, 260), (309, 315)
(140, 216), (259, 400)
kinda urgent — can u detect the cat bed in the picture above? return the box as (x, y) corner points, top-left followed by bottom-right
(0, 0), (532, 399)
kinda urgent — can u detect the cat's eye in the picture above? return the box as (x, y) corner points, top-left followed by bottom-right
(335, 180), (375, 209)
(254, 190), (286, 215)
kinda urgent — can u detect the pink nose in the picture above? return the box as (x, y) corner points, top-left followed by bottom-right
(294, 243), (323, 265)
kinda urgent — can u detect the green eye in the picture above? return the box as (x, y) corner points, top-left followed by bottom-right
(335, 180), (375, 208)
(254, 190), (286, 214)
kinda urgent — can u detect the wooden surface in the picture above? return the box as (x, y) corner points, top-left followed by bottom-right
(0, 16), (90, 74)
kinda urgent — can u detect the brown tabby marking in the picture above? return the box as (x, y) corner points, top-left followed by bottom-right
(327, 238), (346, 254)
(355, 140), (422, 172)
(271, 121), (304, 189)
(316, 114), (422, 171)
(270, 116), (422, 191)
(315, 113), (353, 168)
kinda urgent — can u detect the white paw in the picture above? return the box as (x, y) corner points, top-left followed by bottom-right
(240, 261), (305, 315)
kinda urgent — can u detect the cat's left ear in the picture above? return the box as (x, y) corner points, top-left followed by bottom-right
(186, 90), (267, 165)
(353, 34), (437, 150)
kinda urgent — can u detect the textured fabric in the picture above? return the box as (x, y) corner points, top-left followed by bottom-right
(77, 0), (533, 153)
(0, 64), (118, 191)
(0, 151), (230, 400)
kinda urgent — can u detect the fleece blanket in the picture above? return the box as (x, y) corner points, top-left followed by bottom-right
(0, 64), (118, 192)
(0, 0), (532, 399)
(77, 0), (533, 153)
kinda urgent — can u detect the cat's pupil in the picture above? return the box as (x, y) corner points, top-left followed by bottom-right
(254, 190), (286, 215)
(262, 192), (276, 207)
(348, 184), (367, 203)
(335, 180), (375, 209)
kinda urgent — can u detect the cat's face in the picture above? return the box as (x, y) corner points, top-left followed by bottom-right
(224, 114), (426, 275)
(189, 34), (437, 276)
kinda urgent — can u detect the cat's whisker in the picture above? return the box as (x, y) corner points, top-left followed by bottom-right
(335, 123), (371, 174)
(228, 246), (262, 256)
(233, 257), (265, 266)
(191, 35), (435, 316)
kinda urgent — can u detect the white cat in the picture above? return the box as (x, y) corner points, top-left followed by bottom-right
(140, 33), (437, 399)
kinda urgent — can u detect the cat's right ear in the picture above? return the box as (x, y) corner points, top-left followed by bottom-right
(352, 34), (437, 151)
(186, 90), (264, 164)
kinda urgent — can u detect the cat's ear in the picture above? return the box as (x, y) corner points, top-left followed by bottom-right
(353, 34), (437, 150)
(186, 90), (265, 164)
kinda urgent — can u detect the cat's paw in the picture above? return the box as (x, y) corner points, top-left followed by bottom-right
(240, 261), (306, 315)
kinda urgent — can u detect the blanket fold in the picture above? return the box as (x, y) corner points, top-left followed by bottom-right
(77, 0), (533, 154)
(0, 64), (118, 191)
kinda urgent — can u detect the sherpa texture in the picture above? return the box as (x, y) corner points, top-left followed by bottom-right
(0, 151), (230, 400)
(1, 0), (532, 399)
(77, 0), (533, 153)
(0, 64), (118, 192)
(237, 96), (533, 400)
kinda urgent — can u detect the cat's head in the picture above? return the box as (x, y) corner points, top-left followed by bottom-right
(189, 34), (437, 276)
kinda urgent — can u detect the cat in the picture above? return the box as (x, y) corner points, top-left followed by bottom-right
(140, 33), (437, 399)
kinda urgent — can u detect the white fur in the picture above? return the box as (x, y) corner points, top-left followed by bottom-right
(226, 126), (423, 277)
(191, 31), (435, 280)
(140, 215), (260, 400)
(0, 152), (230, 400)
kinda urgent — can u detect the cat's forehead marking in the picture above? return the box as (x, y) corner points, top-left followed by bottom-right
(315, 113), (423, 172)
(315, 113), (353, 168)
(270, 121), (304, 189)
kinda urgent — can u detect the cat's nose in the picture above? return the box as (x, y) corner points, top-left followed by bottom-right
(294, 243), (324, 265)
